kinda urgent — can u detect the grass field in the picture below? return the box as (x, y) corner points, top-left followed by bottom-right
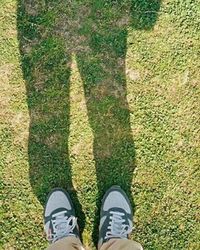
(0, 0), (200, 249)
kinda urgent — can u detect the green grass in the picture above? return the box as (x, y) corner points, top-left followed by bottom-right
(0, 0), (200, 249)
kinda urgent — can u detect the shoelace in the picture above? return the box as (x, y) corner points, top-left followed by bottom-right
(105, 211), (132, 240)
(49, 211), (77, 243)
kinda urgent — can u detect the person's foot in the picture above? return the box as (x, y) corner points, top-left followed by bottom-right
(44, 188), (79, 243)
(98, 186), (133, 249)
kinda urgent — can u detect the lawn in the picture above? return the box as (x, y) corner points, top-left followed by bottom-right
(0, 0), (199, 249)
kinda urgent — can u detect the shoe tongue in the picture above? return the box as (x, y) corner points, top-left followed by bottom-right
(56, 222), (66, 230)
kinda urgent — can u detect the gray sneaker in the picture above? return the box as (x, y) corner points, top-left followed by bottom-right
(98, 186), (133, 249)
(44, 188), (79, 243)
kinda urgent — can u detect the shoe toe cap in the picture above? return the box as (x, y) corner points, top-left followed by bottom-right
(45, 190), (72, 217)
(103, 190), (131, 214)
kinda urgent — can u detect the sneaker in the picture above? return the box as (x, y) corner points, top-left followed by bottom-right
(44, 188), (79, 243)
(98, 186), (133, 249)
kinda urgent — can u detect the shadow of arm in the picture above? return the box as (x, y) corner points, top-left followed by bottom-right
(130, 0), (161, 30)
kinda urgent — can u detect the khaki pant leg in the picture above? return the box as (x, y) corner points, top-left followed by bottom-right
(100, 239), (143, 250)
(46, 236), (85, 250)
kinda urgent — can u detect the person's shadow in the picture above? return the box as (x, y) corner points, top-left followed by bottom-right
(17, 0), (161, 245)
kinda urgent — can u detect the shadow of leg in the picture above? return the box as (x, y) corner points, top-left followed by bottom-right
(17, 0), (85, 235)
(77, 27), (135, 245)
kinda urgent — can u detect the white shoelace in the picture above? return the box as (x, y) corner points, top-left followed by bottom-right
(105, 211), (132, 240)
(50, 211), (77, 243)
